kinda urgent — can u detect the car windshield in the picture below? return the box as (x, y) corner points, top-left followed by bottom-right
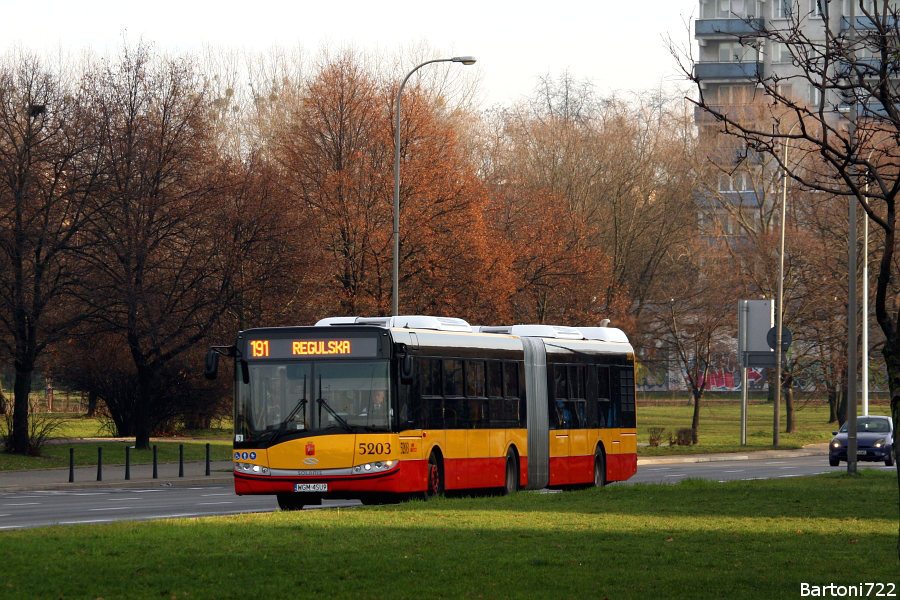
(838, 417), (892, 434)
(235, 360), (392, 442)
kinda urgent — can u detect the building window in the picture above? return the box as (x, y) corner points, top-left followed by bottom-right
(702, 0), (760, 18)
(715, 84), (754, 104)
(718, 41), (759, 63)
(774, 0), (795, 18)
(771, 43), (791, 63)
(809, 84), (823, 106)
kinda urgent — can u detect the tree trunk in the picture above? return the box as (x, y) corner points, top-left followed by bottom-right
(691, 389), (702, 445)
(86, 391), (98, 418)
(11, 367), (33, 454)
(879, 341), (900, 561)
(784, 372), (795, 434)
(134, 365), (153, 450)
(828, 387), (838, 423)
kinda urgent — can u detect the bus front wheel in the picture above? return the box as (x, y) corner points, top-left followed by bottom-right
(277, 493), (319, 511)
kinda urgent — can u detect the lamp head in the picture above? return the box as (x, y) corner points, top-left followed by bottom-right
(451, 56), (477, 65)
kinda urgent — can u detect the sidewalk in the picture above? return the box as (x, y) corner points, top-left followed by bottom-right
(637, 443), (829, 466)
(0, 444), (831, 492)
(0, 460), (235, 492)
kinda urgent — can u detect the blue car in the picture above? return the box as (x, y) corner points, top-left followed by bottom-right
(829, 415), (894, 467)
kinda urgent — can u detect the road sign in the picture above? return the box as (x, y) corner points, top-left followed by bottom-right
(766, 326), (792, 352)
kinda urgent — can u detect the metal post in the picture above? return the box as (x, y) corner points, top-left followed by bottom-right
(862, 214), (869, 417)
(125, 446), (131, 480)
(68, 447), (74, 483)
(179, 444), (184, 478)
(205, 443), (211, 476)
(152, 445), (158, 479)
(774, 157), (788, 447)
(97, 447), (103, 482)
(741, 367), (748, 445)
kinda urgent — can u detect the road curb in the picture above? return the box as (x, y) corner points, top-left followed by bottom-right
(637, 447), (826, 466)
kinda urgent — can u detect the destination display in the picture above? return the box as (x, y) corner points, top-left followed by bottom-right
(245, 336), (378, 359)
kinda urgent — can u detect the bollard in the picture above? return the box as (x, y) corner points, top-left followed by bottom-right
(97, 447), (103, 482)
(125, 446), (131, 480)
(205, 443), (210, 476)
(179, 444), (184, 478)
(69, 447), (74, 483)
(152, 445), (158, 479)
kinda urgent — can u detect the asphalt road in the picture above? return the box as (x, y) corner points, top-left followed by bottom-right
(621, 454), (892, 485)
(2, 452), (888, 530)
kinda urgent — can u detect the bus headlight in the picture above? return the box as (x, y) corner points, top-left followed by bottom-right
(353, 460), (397, 474)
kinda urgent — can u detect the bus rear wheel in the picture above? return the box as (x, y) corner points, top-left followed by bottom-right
(593, 449), (607, 487)
(502, 450), (518, 495)
(424, 452), (443, 500)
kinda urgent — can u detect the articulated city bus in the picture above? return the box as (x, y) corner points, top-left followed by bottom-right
(204, 315), (637, 510)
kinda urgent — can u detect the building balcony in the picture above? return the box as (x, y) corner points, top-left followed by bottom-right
(694, 61), (761, 80)
(841, 15), (898, 30)
(696, 18), (764, 37)
(696, 189), (763, 210)
(694, 103), (771, 125)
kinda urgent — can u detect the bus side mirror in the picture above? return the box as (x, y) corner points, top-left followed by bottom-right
(400, 354), (415, 385)
(204, 349), (219, 380)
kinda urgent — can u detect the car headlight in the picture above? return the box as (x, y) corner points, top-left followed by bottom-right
(874, 439), (885, 448)
(831, 440), (841, 449)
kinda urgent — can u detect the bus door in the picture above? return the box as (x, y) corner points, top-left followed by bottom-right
(550, 363), (571, 485)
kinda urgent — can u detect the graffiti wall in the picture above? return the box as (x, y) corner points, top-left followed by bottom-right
(637, 352), (768, 393)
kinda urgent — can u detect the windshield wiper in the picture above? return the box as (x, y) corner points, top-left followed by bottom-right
(270, 375), (309, 441)
(269, 398), (308, 441)
(317, 398), (353, 432)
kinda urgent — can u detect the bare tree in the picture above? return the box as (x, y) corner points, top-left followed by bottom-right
(647, 240), (739, 444)
(0, 51), (100, 454)
(80, 44), (239, 449)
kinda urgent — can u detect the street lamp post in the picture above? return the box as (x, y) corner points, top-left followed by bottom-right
(392, 56), (476, 316)
(861, 137), (891, 417)
(775, 120), (803, 447)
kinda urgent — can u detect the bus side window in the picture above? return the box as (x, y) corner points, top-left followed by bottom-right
(421, 358), (443, 429)
(504, 362), (522, 428)
(552, 364), (570, 429)
(443, 359), (464, 429)
(488, 362), (503, 398)
(617, 367), (636, 428)
(466, 360), (489, 429)
(597, 365), (612, 428)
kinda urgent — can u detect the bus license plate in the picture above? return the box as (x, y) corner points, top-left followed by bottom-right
(295, 483), (327, 492)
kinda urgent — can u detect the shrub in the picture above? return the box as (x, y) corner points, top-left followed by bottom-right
(675, 428), (694, 446)
(647, 427), (667, 447)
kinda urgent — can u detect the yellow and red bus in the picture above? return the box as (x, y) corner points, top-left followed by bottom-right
(205, 315), (637, 510)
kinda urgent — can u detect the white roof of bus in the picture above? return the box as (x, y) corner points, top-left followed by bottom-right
(315, 315), (629, 343)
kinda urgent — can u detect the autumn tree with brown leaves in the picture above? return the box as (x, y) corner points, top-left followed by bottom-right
(274, 50), (510, 322)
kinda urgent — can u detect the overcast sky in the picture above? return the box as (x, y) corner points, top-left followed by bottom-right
(1, 0), (699, 107)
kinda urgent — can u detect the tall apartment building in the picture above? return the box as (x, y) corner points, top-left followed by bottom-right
(691, 0), (878, 240)
(694, 0), (871, 112)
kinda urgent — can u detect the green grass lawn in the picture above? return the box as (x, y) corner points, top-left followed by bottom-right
(0, 471), (896, 599)
(636, 400), (863, 455)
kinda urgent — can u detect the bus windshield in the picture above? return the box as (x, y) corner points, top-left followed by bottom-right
(235, 360), (392, 442)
